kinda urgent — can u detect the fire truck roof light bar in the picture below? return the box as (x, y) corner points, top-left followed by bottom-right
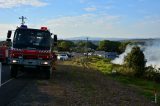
(41, 27), (48, 30)
(20, 25), (28, 29)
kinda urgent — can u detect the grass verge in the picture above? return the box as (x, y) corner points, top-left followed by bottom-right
(72, 56), (160, 105)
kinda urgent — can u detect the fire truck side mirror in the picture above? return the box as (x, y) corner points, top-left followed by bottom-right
(54, 35), (57, 46)
(6, 38), (11, 42)
(54, 35), (57, 42)
(7, 30), (12, 38)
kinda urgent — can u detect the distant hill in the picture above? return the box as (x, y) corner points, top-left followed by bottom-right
(63, 37), (128, 41)
(60, 37), (160, 45)
(120, 38), (160, 43)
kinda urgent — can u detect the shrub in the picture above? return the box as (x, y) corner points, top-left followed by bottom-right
(115, 66), (135, 76)
(144, 66), (160, 82)
(124, 46), (146, 77)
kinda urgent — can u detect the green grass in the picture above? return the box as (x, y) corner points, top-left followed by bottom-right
(112, 75), (160, 104)
(88, 56), (113, 74)
(91, 61), (113, 74)
(86, 56), (160, 104)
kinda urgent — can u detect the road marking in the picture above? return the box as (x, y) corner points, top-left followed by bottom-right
(1, 78), (13, 86)
(0, 73), (24, 87)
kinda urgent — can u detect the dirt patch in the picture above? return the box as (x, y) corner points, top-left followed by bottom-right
(8, 61), (157, 106)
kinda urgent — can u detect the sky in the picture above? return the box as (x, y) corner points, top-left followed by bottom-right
(0, 0), (160, 40)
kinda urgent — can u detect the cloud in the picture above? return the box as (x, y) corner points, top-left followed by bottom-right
(0, 24), (18, 40)
(44, 14), (160, 39)
(0, 0), (47, 8)
(131, 16), (160, 37)
(1, 14), (159, 41)
(84, 7), (97, 12)
(44, 14), (121, 38)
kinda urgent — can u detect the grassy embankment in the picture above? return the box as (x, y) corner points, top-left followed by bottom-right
(72, 56), (160, 105)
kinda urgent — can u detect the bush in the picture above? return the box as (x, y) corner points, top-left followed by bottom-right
(103, 58), (111, 63)
(144, 66), (160, 82)
(124, 46), (146, 77)
(88, 56), (111, 63)
(94, 60), (113, 73)
(114, 66), (135, 76)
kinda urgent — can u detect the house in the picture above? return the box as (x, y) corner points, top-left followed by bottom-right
(93, 51), (118, 59)
(105, 52), (118, 59)
(94, 51), (106, 58)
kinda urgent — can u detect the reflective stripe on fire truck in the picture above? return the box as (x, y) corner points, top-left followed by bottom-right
(39, 50), (50, 53)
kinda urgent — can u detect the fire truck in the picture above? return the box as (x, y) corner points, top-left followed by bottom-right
(6, 21), (57, 79)
(0, 45), (9, 63)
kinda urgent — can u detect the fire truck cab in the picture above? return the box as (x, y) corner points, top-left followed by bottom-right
(7, 25), (57, 79)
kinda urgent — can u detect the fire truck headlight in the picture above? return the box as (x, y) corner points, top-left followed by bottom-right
(19, 56), (23, 59)
(42, 61), (49, 65)
(12, 60), (18, 63)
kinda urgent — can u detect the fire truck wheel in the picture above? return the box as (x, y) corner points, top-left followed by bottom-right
(10, 66), (18, 78)
(46, 67), (52, 79)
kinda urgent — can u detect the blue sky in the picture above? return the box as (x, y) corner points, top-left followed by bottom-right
(0, 0), (160, 39)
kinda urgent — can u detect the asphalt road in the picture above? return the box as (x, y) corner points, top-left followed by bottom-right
(1, 64), (11, 84)
(0, 64), (31, 106)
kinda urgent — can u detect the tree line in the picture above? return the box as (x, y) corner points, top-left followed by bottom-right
(57, 40), (131, 54)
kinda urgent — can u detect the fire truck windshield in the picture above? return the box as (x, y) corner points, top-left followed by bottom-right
(13, 29), (51, 50)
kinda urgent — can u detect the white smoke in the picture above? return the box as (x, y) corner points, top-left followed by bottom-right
(144, 41), (160, 68)
(112, 40), (160, 69)
(112, 45), (135, 65)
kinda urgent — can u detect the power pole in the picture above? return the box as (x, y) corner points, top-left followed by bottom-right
(19, 16), (27, 25)
(86, 37), (88, 58)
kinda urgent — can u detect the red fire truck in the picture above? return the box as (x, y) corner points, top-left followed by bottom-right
(0, 46), (9, 63)
(6, 25), (57, 79)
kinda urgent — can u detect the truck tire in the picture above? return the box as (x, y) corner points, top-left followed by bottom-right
(46, 67), (52, 79)
(10, 66), (18, 78)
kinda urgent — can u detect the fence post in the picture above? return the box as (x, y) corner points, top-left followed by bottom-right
(0, 62), (1, 87)
(154, 89), (157, 104)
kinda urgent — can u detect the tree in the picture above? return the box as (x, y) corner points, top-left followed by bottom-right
(77, 41), (86, 48)
(74, 41), (97, 52)
(124, 46), (146, 77)
(87, 41), (98, 50)
(97, 40), (121, 52)
(58, 40), (74, 51)
(76, 41), (97, 50)
(119, 41), (131, 53)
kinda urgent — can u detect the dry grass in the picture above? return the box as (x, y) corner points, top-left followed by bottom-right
(8, 61), (156, 106)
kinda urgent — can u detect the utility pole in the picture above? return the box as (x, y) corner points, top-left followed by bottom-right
(19, 16), (27, 25)
(86, 37), (88, 58)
